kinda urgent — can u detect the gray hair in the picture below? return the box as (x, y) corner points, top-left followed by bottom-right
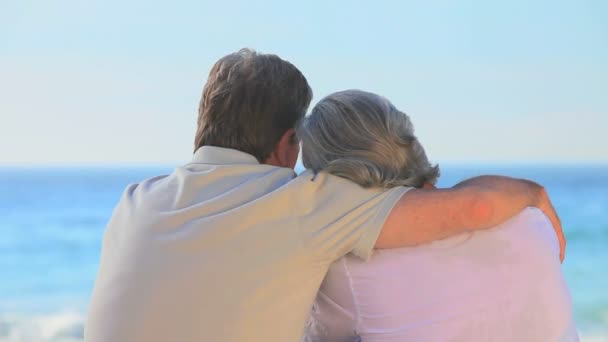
(297, 90), (439, 189)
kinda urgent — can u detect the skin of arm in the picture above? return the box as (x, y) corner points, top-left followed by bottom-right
(375, 175), (566, 262)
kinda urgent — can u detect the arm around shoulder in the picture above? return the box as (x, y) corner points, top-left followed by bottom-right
(374, 175), (565, 261)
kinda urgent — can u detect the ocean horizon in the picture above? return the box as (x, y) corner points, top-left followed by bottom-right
(1, 164), (607, 341)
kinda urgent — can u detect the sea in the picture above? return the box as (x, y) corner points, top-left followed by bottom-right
(0, 164), (607, 341)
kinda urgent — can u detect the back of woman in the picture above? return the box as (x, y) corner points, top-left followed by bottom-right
(308, 208), (577, 341)
(298, 90), (577, 341)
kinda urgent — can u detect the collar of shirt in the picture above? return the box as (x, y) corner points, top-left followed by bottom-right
(192, 146), (260, 165)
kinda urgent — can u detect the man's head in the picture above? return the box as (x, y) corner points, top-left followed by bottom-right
(195, 49), (313, 169)
(297, 89), (439, 188)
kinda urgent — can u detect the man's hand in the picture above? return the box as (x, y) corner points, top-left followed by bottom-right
(375, 175), (566, 262)
(456, 176), (565, 262)
(536, 188), (565, 262)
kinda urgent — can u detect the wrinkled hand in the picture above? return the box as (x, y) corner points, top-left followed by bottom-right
(537, 188), (565, 262)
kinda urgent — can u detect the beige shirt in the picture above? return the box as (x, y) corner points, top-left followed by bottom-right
(85, 146), (410, 342)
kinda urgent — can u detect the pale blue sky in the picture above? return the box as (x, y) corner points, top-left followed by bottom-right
(1, 0), (607, 165)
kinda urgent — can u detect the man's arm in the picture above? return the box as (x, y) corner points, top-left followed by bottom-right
(375, 175), (565, 262)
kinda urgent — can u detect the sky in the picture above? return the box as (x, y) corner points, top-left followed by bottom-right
(1, 0), (607, 165)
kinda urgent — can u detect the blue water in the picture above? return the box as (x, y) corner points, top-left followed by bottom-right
(1, 165), (607, 341)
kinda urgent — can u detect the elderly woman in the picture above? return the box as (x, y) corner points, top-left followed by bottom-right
(299, 90), (578, 342)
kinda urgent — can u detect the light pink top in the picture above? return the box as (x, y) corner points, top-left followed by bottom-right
(307, 208), (578, 342)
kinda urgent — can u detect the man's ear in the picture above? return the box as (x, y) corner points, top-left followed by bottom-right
(264, 128), (300, 169)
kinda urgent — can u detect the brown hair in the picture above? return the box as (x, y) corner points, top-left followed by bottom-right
(194, 49), (313, 162)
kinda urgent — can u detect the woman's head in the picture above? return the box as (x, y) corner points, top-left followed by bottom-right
(297, 90), (439, 188)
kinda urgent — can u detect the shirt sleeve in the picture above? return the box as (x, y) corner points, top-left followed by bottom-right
(293, 170), (412, 263)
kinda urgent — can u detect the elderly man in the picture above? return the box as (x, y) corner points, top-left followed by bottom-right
(86, 49), (564, 342)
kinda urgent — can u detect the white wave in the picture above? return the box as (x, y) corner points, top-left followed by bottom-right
(580, 334), (608, 342)
(0, 311), (84, 342)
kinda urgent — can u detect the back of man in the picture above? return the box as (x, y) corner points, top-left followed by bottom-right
(85, 147), (409, 341)
(310, 208), (578, 342)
